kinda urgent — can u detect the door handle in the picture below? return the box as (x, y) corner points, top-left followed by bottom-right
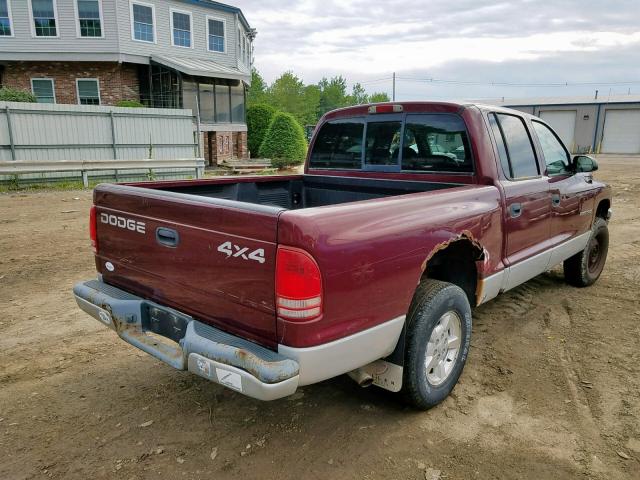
(551, 194), (561, 206)
(509, 203), (523, 218)
(156, 227), (180, 248)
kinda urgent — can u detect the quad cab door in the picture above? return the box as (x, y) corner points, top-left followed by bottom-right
(488, 112), (552, 291)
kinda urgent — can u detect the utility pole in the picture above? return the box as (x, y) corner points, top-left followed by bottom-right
(392, 72), (396, 101)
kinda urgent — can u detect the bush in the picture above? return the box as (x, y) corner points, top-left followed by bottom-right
(259, 112), (307, 168)
(0, 87), (37, 103)
(115, 99), (145, 108)
(247, 103), (276, 156)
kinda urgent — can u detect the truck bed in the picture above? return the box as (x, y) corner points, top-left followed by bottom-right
(139, 175), (459, 210)
(93, 174), (464, 348)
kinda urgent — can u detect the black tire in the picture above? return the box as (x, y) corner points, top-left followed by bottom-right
(563, 217), (609, 287)
(401, 279), (472, 410)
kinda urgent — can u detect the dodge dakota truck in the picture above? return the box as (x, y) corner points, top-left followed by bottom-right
(73, 101), (611, 409)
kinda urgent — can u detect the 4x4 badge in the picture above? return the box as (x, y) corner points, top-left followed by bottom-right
(217, 241), (265, 264)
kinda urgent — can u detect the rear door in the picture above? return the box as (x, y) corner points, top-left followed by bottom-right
(488, 113), (552, 290)
(94, 184), (283, 347)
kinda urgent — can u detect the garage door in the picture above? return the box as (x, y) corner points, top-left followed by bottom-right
(601, 109), (640, 154)
(539, 110), (577, 152)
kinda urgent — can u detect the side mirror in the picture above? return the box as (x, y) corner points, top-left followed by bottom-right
(573, 155), (598, 173)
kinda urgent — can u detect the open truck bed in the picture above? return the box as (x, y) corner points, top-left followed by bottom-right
(136, 174), (458, 209)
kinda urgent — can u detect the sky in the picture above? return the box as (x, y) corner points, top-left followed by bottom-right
(232, 0), (640, 101)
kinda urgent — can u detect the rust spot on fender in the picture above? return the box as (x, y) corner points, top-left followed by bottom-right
(420, 230), (489, 306)
(420, 230), (486, 273)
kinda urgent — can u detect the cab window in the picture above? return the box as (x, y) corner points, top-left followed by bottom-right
(532, 121), (571, 176)
(401, 114), (473, 173)
(493, 113), (540, 179)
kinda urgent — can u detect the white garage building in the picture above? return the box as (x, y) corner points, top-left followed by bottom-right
(486, 94), (640, 154)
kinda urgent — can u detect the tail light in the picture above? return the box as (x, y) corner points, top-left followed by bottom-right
(276, 246), (322, 321)
(89, 206), (98, 254)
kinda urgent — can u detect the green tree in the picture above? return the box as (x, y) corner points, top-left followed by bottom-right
(246, 103), (276, 157)
(267, 72), (309, 125)
(301, 84), (321, 125)
(369, 92), (391, 103)
(0, 87), (36, 103)
(318, 76), (349, 116)
(349, 83), (369, 105)
(259, 112), (307, 168)
(247, 68), (268, 106)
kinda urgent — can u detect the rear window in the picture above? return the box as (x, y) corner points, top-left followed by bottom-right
(308, 120), (364, 170)
(309, 113), (472, 173)
(401, 114), (472, 173)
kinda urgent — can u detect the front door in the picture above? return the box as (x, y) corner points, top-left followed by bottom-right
(488, 112), (552, 290)
(531, 120), (596, 244)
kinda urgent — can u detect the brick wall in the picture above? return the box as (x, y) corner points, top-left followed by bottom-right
(233, 131), (248, 160)
(201, 131), (248, 165)
(1, 61), (139, 106)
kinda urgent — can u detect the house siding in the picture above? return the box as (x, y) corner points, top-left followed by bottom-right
(115, 0), (246, 72)
(1, 0), (121, 54)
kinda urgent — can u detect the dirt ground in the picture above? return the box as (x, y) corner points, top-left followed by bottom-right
(1, 156), (639, 480)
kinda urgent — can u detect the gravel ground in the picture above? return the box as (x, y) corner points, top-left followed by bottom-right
(1, 155), (639, 480)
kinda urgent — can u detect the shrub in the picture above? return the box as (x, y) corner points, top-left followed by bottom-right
(246, 103), (276, 156)
(258, 112), (307, 168)
(0, 87), (37, 103)
(115, 99), (145, 108)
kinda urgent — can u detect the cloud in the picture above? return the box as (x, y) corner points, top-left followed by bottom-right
(231, 0), (640, 98)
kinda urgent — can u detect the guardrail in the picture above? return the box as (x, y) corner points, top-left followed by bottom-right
(0, 159), (205, 187)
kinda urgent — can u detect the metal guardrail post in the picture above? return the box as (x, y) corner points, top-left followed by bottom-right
(109, 111), (118, 159)
(81, 170), (89, 188)
(5, 106), (16, 161)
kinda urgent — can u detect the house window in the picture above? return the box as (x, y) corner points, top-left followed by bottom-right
(0, 0), (13, 36)
(31, 78), (55, 103)
(207, 17), (225, 52)
(76, 79), (100, 105)
(171, 9), (191, 48)
(30, 0), (58, 37)
(131, 1), (154, 43)
(76, 0), (102, 37)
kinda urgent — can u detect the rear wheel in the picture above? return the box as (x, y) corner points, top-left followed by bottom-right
(401, 279), (472, 410)
(564, 218), (609, 287)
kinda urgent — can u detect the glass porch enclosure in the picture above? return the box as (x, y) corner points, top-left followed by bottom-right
(138, 63), (246, 124)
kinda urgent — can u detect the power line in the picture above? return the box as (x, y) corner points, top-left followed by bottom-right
(395, 75), (640, 88)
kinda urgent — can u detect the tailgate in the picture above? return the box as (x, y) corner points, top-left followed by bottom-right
(93, 184), (283, 347)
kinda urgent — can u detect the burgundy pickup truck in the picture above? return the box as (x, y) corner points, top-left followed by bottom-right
(73, 102), (611, 409)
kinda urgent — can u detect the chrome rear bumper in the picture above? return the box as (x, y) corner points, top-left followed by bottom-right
(73, 279), (299, 401)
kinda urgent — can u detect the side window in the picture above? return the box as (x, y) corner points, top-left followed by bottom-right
(488, 114), (512, 177)
(77, 0), (102, 37)
(532, 121), (571, 176)
(31, 0), (58, 37)
(207, 18), (225, 52)
(76, 78), (100, 105)
(495, 113), (539, 179)
(31, 78), (55, 103)
(364, 121), (402, 166)
(401, 114), (472, 172)
(1, 0), (14, 36)
(131, 2), (155, 43)
(309, 120), (364, 170)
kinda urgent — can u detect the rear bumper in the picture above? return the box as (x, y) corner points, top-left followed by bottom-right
(73, 279), (299, 401)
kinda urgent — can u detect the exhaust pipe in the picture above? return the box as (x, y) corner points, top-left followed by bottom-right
(347, 369), (374, 388)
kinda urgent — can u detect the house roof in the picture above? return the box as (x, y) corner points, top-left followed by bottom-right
(178, 0), (254, 32)
(477, 94), (640, 107)
(152, 54), (251, 83)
